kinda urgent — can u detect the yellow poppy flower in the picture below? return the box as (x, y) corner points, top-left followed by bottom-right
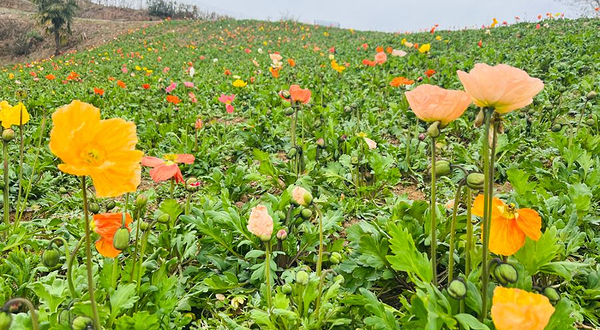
(419, 44), (431, 53)
(232, 79), (247, 87)
(49, 100), (143, 197)
(0, 102), (30, 128)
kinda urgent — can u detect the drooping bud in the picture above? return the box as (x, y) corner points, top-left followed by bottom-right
(466, 173), (485, 191)
(106, 200), (116, 211)
(113, 227), (130, 251)
(550, 123), (562, 132)
(286, 147), (297, 158)
(586, 91), (597, 100)
(427, 121), (440, 138)
(474, 109), (485, 127)
(140, 221), (150, 231)
(586, 118), (596, 126)
(493, 263), (518, 286)
(432, 160), (452, 177)
(0, 312), (12, 330)
(282, 283), (292, 295)
(42, 248), (61, 268)
(300, 208), (313, 219)
(447, 278), (467, 300)
(135, 194), (148, 209)
(280, 90), (291, 100)
(157, 213), (170, 224)
(284, 107), (295, 116)
(71, 316), (93, 330)
(88, 202), (100, 214)
(316, 138), (326, 148)
(2, 129), (15, 142)
(418, 133), (426, 141)
(296, 270), (309, 285)
(330, 252), (341, 264)
(543, 287), (560, 303)
(276, 228), (287, 240)
(351, 156), (359, 165)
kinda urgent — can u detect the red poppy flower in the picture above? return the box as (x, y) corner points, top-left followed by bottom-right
(94, 88), (104, 96)
(142, 84), (150, 89)
(92, 213), (132, 258)
(117, 80), (126, 88)
(424, 69), (436, 77)
(142, 154), (195, 183)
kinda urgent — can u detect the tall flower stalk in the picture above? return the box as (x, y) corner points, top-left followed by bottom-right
(81, 177), (101, 329)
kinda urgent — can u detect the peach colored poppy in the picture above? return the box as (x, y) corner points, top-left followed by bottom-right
(92, 213), (132, 258)
(49, 101), (142, 197)
(472, 195), (541, 256)
(457, 63), (544, 114)
(289, 85), (311, 104)
(405, 84), (471, 126)
(362, 59), (376, 67)
(247, 205), (273, 241)
(141, 154), (195, 183)
(374, 52), (387, 64)
(292, 186), (310, 206)
(491, 287), (555, 330)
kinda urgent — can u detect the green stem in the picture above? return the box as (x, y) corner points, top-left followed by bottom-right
(111, 257), (119, 290)
(67, 236), (85, 299)
(480, 108), (494, 321)
(265, 241), (273, 311)
(430, 136), (438, 286)
(81, 177), (101, 329)
(2, 298), (39, 330)
(15, 112), (24, 228)
(448, 182), (463, 283)
(185, 192), (191, 216)
(134, 222), (153, 312)
(169, 178), (174, 199)
(49, 237), (76, 298)
(316, 205), (324, 277)
(130, 200), (145, 282)
(3, 140), (10, 229)
(465, 187), (473, 280)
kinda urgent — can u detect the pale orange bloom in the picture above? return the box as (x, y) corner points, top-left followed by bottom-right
(141, 154), (194, 183)
(287, 58), (296, 67)
(247, 205), (273, 241)
(92, 213), (132, 258)
(375, 46), (384, 52)
(374, 52), (387, 64)
(405, 84), (471, 126)
(491, 287), (555, 330)
(49, 100), (142, 197)
(45, 74), (56, 80)
(289, 84), (311, 104)
(390, 77), (414, 87)
(457, 63), (544, 114)
(472, 195), (541, 256)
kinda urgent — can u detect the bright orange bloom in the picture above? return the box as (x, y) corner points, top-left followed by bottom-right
(491, 287), (555, 330)
(66, 71), (79, 80)
(49, 100), (142, 197)
(142, 84), (150, 89)
(94, 88), (104, 96)
(92, 213), (132, 258)
(45, 74), (56, 80)
(141, 154), (194, 183)
(457, 63), (544, 114)
(269, 67), (280, 78)
(424, 69), (436, 77)
(389, 77), (414, 87)
(472, 195), (541, 256)
(362, 59), (376, 67)
(374, 52), (387, 64)
(117, 80), (126, 88)
(385, 46), (393, 53)
(289, 85), (311, 104)
(287, 58), (296, 67)
(224, 69), (232, 76)
(375, 46), (384, 53)
(405, 84), (471, 126)
(166, 95), (181, 104)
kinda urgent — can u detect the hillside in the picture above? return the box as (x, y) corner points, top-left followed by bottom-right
(0, 15), (599, 330)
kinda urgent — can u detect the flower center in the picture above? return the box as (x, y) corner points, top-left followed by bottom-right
(80, 144), (105, 166)
(163, 153), (178, 165)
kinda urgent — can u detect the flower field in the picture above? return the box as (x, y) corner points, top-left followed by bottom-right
(0, 14), (599, 330)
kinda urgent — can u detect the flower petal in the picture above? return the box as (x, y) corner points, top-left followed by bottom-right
(148, 164), (178, 182)
(516, 208), (542, 241)
(176, 154), (195, 164)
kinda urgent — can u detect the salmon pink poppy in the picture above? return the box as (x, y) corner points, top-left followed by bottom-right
(247, 205), (273, 241)
(165, 82), (177, 93)
(362, 59), (376, 67)
(92, 213), (132, 258)
(218, 94), (235, 113)
(457, 63), (544, 114)
(472, 195), (541, 256)
(142, 154), (195, 183)
(289, 85), (311, 104)
(405, 84), (471, 126)
(374, 52), (387, 64)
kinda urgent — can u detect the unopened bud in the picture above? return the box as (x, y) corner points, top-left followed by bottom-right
(296, 270), (309, 285)
(586, 91), (597, 100)
(300, 208), (313, 219)
(432, 160), (452, 177)
(543, 287), (560, 303)
(71, 316), (93, 330)
(280, 90), (291, 100)
(418, 133), (426, 141)
(135, 194), (148, 209)
(88, 202), (100, 214)
(157, 213), (170, 224)
(447, 278), (467, 300)
(276, 229), (287, 240)
(466, 173), (485, 191)
(551, 123), (562, 132)
(284, 107), (295, 116)
(106, 200), (116, 211)
(42, 248), (61, 268)
(113, 227), (130, 251)
(316, 138), (326, 148)
(282, 283), (292, 294)
(427, 121), (440, 138)
(494, 263), (518, 286)
(0, 312), (12, 330)
(186, 177), (200, 191)
(330, 252), (341, 264)
(474, 109), (485, 128)
(2, 129), (15, 142)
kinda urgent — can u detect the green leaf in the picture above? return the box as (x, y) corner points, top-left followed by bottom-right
(514, 226), (560, 275)
(545, 299), (576, 330)
(159, 198), (183, 224)
(109, 283), (139, 322)
(507, 168), (537, 196)
(386, 222), (432, 283)
(455, 314), (490, 330)
(568, 183), (592, 216)
(115, 311), (160, 330)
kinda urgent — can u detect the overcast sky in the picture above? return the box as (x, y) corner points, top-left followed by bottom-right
(183, 0), (583, 32)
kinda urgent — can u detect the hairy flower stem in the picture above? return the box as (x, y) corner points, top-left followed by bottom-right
(465, 187), (473, 279)
(130, 201), (145, 282)
(67, 237), (84, 299)
(49, 237), (76, 298)
(480, 108), (495, 321)
(134, 221), (153, 312)
(265, 241), (273, 311)
(429, 136), (438, 286)
(447, 182), (464, 283)
(81, 177), (101, 329)
(314, 206), (325, 313)
(15, 109), (24, 227)
(3, 140), (9, 230)
(2, 298), (39, 330)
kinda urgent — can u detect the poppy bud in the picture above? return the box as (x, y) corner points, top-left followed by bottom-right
(88, 202), (100, 214)
(113, 227), (130, 251)
(447, 278), (467, 300)
(2, 129), (15, 142)
(59, 187), (68, 194)
(344, 105), (352, 113)
(427, 121), (440, 138)
(186, 177), (200, 191)
(296, 270), (309, 285)
(287, 147), (297, 158)
(418, 133), (426, 141)
(300, 208), (312, 219)
(157, 213), (170, 223)
(330, 252), (341, 264)
(543, 287), (560, 303)
(334, 274), (345, 283)
(494, 263), (518, 286)
(276, 228), (287, 240)
(474, 109), (485, 128)
(71, 316), (93, 330)
(135, 194), (148, 209)
(0, 312), (12, 330)
(466, 173), (485, 191)
(314, 119), (322, 127)
(586, 118), (596, 126)
(284, 107), (295, 116)
(551, 124), (562, 132)
(432, 160), (452, 177)
(316, 138), (326, 148)
(42, 248), (61, 268)
(587, 91), (597, 100)
(106, 200), (116, 211)
(282, 283), (292, 294)
(280, 90), (291, 100)
(351, 156), (359, 165)
(140, 221), (150, 231)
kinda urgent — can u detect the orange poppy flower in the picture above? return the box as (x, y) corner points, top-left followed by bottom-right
(457, 63), (544, 114)
(375, 46), (384, 53)
(389, 77), (414, 87)
(66, 71), (79, 80)
(269, 67), (280, 78)
(424, 69), (436, 77)
(166, 95), (181, 104)
(117, 80), (126, 88)
(141, 154), (195, 183)
(405, 84), (471, 126)
(92, 213), (132, 258)
(362, 59), (376, 67)
(385, 46), (393, 53)
(289, 85), (311, 104)
(472, 195), (541, 256)
(94, 88), (104, 96)
(287, 58), (296, 67)
(142, 84), (150, 89)
(45, 74), (56, 80)
(224, 69), (232, 75)
(49, 100), (142, 197)
(491, 287), (555, 330)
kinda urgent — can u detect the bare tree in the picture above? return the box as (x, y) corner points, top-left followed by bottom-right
(557, 0), (600, 15)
